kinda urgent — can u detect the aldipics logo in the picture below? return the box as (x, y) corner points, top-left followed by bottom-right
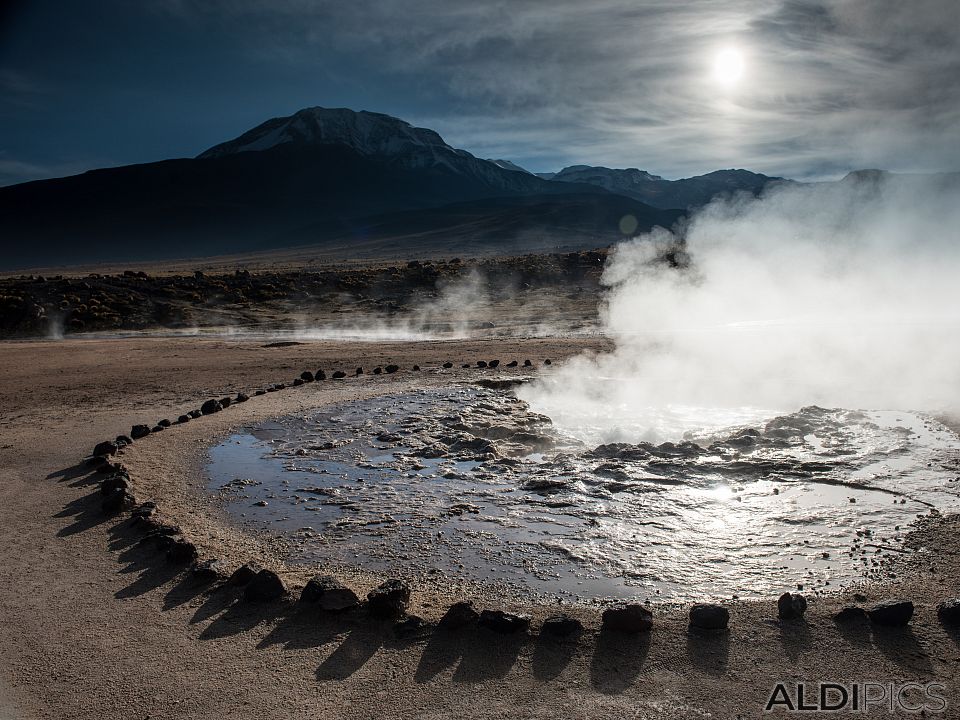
(764, 682), (947, 714)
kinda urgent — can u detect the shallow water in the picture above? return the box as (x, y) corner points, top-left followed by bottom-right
(207, 386), (960, 602)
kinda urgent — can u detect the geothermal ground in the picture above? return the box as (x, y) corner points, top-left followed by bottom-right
(1, 322), (960, 719)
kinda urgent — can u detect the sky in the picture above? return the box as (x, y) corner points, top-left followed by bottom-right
(1, 0), (958, 186)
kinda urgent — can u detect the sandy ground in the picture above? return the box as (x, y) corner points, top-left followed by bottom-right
(1, 336), (959, 719)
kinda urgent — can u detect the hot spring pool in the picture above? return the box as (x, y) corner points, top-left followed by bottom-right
(207, 385), (960, 603)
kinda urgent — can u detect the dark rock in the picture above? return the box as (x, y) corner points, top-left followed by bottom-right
(293, 378), (304, 386)
(131, 424), (151, 439)
(95, 460), (124, 475)
(101, 488), (135, 514)
(461, 364), (470, 368)
(157, 419), (171, 428)
(244, 569), (286, 602)
(151, 425), (164, 433)
(834, 606), (868, 623)
(191, 558), (225, 583)
(227, 563), (260, 586)
(92, 440), (118, 457)
(523, 359), (532, 367)
(300, 371), (315, 382)
(200, 399), (222, 415)
(115, 435), (132, 447)
(488, 360), (500, 368)
(189, 410), (202, 418)
(412, 365), (420, 371)
(385, 365), (400, 374)
(316, 370), (327, 380)
(601, 604), (653, 633)
(219, 396), (232, 408)
(778, 592), (808, 620)
(689, 603), (729, 630)
(254, 390), (266, 396)
(438, 600), (479, 629)
(544, 359), (552, 365)
(373, 367), (383, 375)
(478, 609), (530, 634)
(332, 371), (347, 379)
(355, 367), (363, 376)
(177, 415), (191, 424)
(937, 599), (960, 625)
(235, 393), (249, 403)
(476, 361), (488, 368)
(541, 614), (583, 638)
(100, 474), (129, 495)
(868, 599), (914, 627)
(166, 538), (199, 564)
(299, 575), (360, 611)
(85, 455), (110, 470)
(506, 360), (518, 367)
(442, 362), (453, 369)
(366, 579), (410, 618)
(394, 615), (432, 639)
(131, 501), (157, 521)
(266, 386), (277, 392)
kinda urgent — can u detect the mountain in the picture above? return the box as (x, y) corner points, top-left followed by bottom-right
(0, 107), (675, 269)
(486, 159), (534, 175)
(545, 165), (785, 209)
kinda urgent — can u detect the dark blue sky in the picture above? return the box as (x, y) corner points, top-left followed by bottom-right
(2, 0), (958, 186)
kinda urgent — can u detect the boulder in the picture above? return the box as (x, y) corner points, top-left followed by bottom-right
(131, 424), (151, 439)
(544, 359), (552, 365)
(438, 600), (479, 629)
(834, 606), (868, 623)
(100, 474), (129, 495)
(488, 360), (500, 368)
(366, 579), (410, 618)
(254, 390), (266, 396)
(523, 359), (532, 367)
(541, 614), (583, 638)
(412, 365), (420, 371)
(166, 538), (199, 564)
(601, 604), (653, 633)
(177, 415), (191, 424)
(868, 599), (914, 627)
(300, 371), (315, 382)
(299, 575), (360, 611)
(115, 435), (132, 447)
(101, 488), (135, 514)
(316, 370), (327, 380)
(157, 419), (171, 428)
(92, 440), (118, 457)
(200, 399), (222, 415)
(442, 362), (453, 369)
(476, 361), (488, 368)
(461, 364), (471, 368)
(191, 559), (225, 583)
(355, 367), (364, 376)
(332, 371), (347, 379)
(506, 360), (518, 367)
(227, 563), (260, 586)
(244, 569), (286, 602)
(778, 592), (808, 620)
(293, 378), (304, 387)
(151, 426), (165, 433)
(385, 365), (400, 374)
(189, 410), (202, 418)
(937, 599), (960, 625)
(394, 615), (432, 639)
(478, 609), (530, 634)
(219, 396), (232, 408)
(131, 502), (157, 522)
(235, 393), (249, 403)
(373, 367), (383, 375)
(689, 603), (729, 630)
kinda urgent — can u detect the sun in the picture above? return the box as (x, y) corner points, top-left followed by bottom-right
(712, 47), (745, 87)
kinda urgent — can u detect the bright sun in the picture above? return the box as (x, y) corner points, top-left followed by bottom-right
(712, 47), (745, 87)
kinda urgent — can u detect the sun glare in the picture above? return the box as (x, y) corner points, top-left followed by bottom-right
(712, 47), (745, 87)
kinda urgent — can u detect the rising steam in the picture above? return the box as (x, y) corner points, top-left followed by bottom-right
(519, 172), (960, 444)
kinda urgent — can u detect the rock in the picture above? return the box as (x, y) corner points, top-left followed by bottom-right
(299, 575), (360, 611)
(157, 419), (171, 428)
(937, 599), (960, 624)
(366, 579), (410, 618)
(227, 563), (260, 586)
(293, 378), (304, 386)
(235, 393), (249, 403)
(394, 615), (432, 639)
(778, 592), (808, 620)
(442, 362), (453, 369)
(166, 538), (199, 564)
(461, 363), (471, 368)
(689, 603), (729, 630)
(506, 360), (518, 367)
(151, 425), (165, 433)
(191, 559), (225, 583)
(488, 360), (500, 368)
(177, 415), (191, 424)
(316, 370), (327, 380)
(115, 435), (132, 447)
(412, 365), (420, 371)
(244, 569), (286, 602)
(189, 410), (202, 418)
(355, 367), (363, 376)
(131, 501), (157, 521)
(300, 371), (315, 382)
(541, 614), (583, 638)
(131, 424), (151, 439)
(254, 390), (266, 396)
(438, 600), (479, 629)
(200, 399), (222, 415)
(92, 440), (118, 457)
(544, 359), (552, 365)
(601, 604), (653, 633)
(476, 360), (488, 368)
(219, 396), (232, 408)
(373, 367), (382, 375)
(523, 359), (532, 367)
(100, 474), (129, 495)
(101, 488), (135, 514)
(868, 599), (914, 627)
(95, 460), (124, 475)
(478, 609), (530, 634)
(834, 606), (868, 623)
(385, 365), (400, 374)
(332, 371), (347, 379)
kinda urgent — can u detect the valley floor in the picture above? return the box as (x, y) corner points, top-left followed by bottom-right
(0, 336), (958, 719)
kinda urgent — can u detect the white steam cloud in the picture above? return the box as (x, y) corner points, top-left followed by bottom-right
(519, 173), (960, 444)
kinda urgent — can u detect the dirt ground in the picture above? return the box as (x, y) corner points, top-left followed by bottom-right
(1, 335), (959, 719)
